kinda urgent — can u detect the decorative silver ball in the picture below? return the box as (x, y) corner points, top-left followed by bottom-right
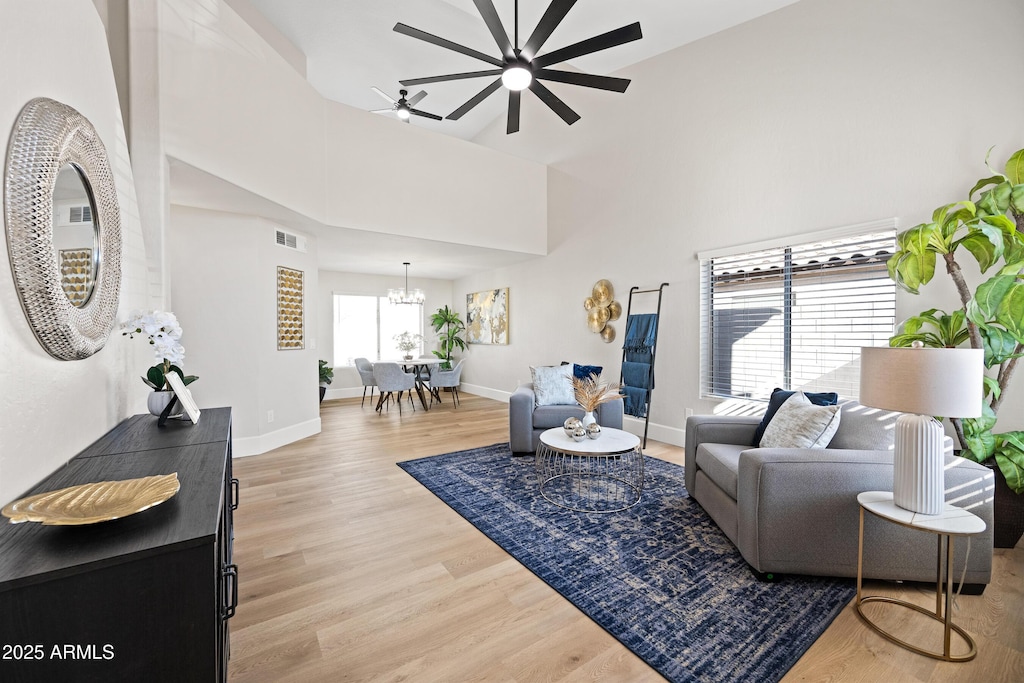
(586, 423), (602, 439)
(564, 417), (581, 435)
(571, 426), (587, 442)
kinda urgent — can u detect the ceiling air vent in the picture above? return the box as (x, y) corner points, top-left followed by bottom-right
(274, 228), (307, 252)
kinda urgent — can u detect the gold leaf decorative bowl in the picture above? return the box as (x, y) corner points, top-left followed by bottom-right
(2, 473), (180, 525)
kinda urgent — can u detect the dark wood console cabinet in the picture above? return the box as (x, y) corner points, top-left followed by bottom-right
(0, 407), (237, 682)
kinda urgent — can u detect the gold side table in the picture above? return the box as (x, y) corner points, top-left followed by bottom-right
(855, 491), (986, 662)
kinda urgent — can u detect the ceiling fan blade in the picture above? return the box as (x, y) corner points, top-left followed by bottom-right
(507, 90), (521, 134)
(406, 90), (428, 107)
(532, 22), (643, 69)
(371, 87), (397, 105)
(529, 80), (580, 126)
(370, 108), (396, 114)
(410, 108), (443, 121)
(535, 69), (630, 92)
(522, 0), (578, 60)
(472, 0), (514, 60)
(394, 23), (503, 67)
(448, 78), (503, 120)
(400, 69), (502, 87)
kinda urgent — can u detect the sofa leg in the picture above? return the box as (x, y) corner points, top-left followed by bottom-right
(750, 568), (780, 583)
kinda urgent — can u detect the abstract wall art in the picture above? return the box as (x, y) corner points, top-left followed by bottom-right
(466, 287), (509, 345)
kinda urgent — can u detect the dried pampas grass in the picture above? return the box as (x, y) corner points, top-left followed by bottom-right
(572, 373), (622, 412)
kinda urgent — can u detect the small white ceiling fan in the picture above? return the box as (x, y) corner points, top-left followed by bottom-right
(370, 87), (442, 123)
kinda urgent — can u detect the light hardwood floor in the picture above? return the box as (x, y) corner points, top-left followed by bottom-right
(228, 394), (1024, 682)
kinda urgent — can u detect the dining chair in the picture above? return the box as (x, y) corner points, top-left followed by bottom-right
(428, 359), (464, 408)
(354, 357), (376, 407)
(372, 362), (416, 415)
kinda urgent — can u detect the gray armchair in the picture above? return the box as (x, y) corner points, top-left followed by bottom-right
(684, 403), (994, 587)
(509, 383), (624, 455)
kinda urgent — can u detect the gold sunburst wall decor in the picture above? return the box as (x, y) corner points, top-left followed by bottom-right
(277, 266), (304, 350)
(584, 279), (621, 343)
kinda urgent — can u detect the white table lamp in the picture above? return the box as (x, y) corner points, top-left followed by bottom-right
(859, 344), (983, 515)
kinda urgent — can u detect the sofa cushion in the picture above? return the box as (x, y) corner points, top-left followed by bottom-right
(533, 404), (585, 429)
(760, 392), (842, 448)
(695, 443), (747, 499)
(753, 387), (839, 444)
(530, 364), (576, 406)
(828, 401), (897, 450)
(572, 363), (603, 380)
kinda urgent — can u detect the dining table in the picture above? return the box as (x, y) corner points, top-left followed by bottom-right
(381, 357), (442, 411)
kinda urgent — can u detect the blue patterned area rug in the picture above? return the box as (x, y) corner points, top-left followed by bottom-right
(398, 443), (855, 683)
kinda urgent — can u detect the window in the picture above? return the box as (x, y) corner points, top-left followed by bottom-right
(699, 225), (896, 401)
(333, 294), (423, 365)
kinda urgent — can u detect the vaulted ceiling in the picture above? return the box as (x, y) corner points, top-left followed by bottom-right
(246, 0), (799, 141)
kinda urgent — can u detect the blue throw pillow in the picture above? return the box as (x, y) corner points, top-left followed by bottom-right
(753, 388), (839, 445)
(573, 363), (603, 380)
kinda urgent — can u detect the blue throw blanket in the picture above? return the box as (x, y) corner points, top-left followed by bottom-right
(622, 361), (652, 391)
(624, 313), (659, 352)
(621, 386), (649, 418)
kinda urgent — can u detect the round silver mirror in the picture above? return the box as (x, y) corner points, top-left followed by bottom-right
(4, 98), (122, 360)
(53, 163), (99, 307)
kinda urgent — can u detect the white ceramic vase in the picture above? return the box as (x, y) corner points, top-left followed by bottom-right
(581, 411), (596, 428)
(148, 390), (182, 418)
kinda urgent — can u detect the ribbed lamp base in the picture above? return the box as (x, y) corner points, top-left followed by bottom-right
(893, 413), (945, 515)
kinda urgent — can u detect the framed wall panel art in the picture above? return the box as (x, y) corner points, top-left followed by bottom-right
(466, 287), (509, 345)
(277, 266), (304, 350)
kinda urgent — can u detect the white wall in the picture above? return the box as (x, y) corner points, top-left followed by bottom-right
(462, 0), (1024, 442)
(167, 206), (321, 456)
(0, 0), (149, 504)
(157, 0), (547, 256)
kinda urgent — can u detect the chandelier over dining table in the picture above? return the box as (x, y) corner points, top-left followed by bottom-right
(388, 262), (425, 305)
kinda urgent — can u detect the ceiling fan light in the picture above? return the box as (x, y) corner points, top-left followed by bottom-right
(396, 105), (411, 120)
(502, 65), (532, 91)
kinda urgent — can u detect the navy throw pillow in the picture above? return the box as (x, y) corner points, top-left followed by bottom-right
(753, 388), (839, 445)
(573, 363), (603, 380)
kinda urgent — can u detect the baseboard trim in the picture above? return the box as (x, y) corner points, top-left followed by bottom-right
(622, 416), (685, 447)
(234, 417), (321, 457)
(460, 383), (511, 403)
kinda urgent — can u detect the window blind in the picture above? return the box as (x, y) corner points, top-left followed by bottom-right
(699, 229), (896, 401)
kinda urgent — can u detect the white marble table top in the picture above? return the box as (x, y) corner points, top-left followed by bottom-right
(540, 427), (641, 456)
(857, 491), (986, 535)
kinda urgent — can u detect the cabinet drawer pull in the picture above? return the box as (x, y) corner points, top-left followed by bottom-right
(222, 564), (239, 619)
(230, 477), (240, 510)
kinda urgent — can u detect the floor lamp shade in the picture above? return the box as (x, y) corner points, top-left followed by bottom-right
(860, 346), (984, 514)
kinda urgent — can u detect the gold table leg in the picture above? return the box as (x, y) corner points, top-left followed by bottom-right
(855, 523), (977, 662)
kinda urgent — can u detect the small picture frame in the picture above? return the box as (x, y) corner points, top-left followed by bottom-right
(165, 372), (201, 424)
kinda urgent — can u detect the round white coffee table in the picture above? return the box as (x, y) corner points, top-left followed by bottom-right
(536, 427), (644, 513)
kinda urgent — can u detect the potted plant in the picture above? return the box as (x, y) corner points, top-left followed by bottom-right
(430, 305), (467, 369)
(122, 310), (199, 416)
(886, 146), (1024, 545)
(318, 360), (333, 403)
(394, 332), (423, 361)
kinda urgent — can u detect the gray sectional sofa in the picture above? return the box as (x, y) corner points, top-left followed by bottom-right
(684, 401), (994, 587)
(509, 383), (624, 454)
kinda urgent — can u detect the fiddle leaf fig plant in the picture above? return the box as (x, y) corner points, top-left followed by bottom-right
(888, 147), (1024, 493)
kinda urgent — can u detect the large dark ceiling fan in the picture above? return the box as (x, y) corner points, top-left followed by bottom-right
(394, 0), (642, 134)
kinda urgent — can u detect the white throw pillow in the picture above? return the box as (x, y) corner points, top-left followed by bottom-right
(530, 365), (576, 406)
(759, 392), (842, 448)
